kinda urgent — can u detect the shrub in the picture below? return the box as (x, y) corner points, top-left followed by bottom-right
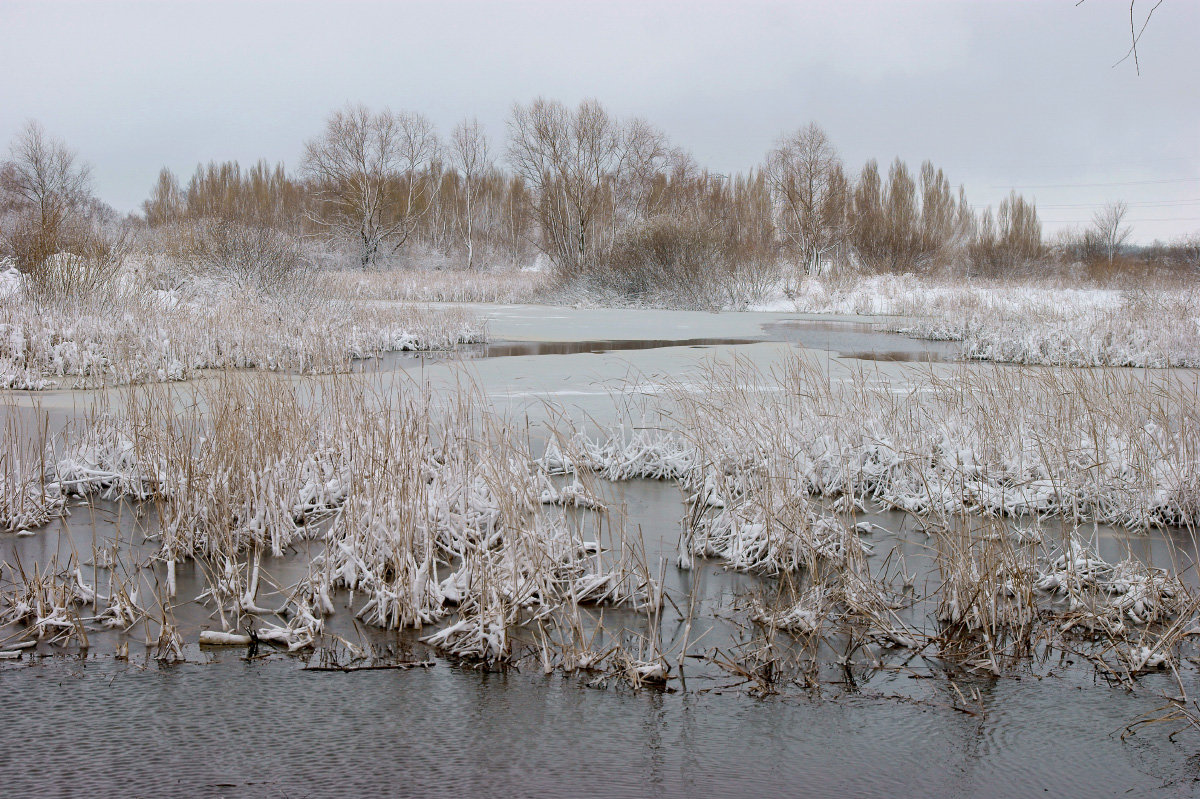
(163, 220), (310, 290)
(574, 216), (776, 309)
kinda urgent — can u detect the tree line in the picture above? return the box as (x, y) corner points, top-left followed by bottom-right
(3, 100), (1198, 297)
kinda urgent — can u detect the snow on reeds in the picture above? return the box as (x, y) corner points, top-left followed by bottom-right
(6, 341), (1199, 687)
(6, 374), (658, 660)
(314, 267), (547, 304)
(766, 273), (1200, 368)
(0, 556), (92, 647)
(771, 273), (1123, 317)
(0, 274), (486, 389)
(544, 353), (1200, 677)
(894, 288), (1200, 368)
(0, 409), (63, 533)
(561, 355), (1200, 532)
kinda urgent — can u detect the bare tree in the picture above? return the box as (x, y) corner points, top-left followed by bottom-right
(449, 118), (492, 270)
(301, 104), (438, 268)
(765, 123), (847, 275)
(918, 161), (956, 254)
(1092, 200), (1132, 265)
(614, 116), (679, 222)
(143, 167), (184, 227)
(851, 159), (885, 270)
(998, 191), (1043, 267)
(507, 97), (672, 277)
(883, 158), (919, 272)
(0, 120), (93, 269)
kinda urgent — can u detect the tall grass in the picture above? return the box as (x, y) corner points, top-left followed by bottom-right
(893, 287), (1200, 368)
(5, 373), (658, 661)
(548, 353), (1200, 680)
(315, 267), (547, 304)
(5, 348), (1200, 696)
(0, 277), (485, 389)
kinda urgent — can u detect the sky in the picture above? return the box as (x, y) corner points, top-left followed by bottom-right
(1, 0), (1197, 243)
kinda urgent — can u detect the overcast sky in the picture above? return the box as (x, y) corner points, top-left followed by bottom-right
(2, 0), (1197, 242)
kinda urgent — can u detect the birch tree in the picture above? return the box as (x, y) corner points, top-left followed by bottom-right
(1091, 200), (1132, 266)
(507, 97), (672, 277)
(301, 105), (438, 268)
(449, 118), (492, 270)
(765, 123), (847, 274)
(1, 121), (93, 269)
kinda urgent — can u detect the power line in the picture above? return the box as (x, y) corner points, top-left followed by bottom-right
(939, 155), (1195, 174)
(992, 177), (1200, 189)
(1042, 217), (1200, 224)
(1039, 199), (1200, 209)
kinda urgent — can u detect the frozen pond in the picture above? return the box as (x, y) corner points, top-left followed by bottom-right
(3, 305), (1199, 798)
(469, 304), (959, 362)
(1, 306), (956, 433)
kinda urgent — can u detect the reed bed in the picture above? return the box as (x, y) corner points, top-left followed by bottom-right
(556, 356), (1200, 531)
(777, 274), (1200, 368)
(541, 353), (1200, 684)
(779, 273), (1122, 316)
(3, 374), (658, 664)
(0, 555), (92, 648)
(0, 279), (485, 390)
(5, 349), (1200, 704)
(314, 267), (548, 305)
(0, 410), (62, 533)
(892, 286), (1200, 368)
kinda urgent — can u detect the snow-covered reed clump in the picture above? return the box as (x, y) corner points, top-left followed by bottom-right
(541, 425), (693, 482)
(0, 413), (63, 534)
(764, 273), (946, 315)
(893, 286), (1200, 368)
(0, 277), (485, 389)
(770, 274), (1122, 317)
(559, 354), (1200, 535)
(764, 274), (1199, 369)
(55, 377), (355, 562)
(544, 355), (1200, 678)
(1036, 537), (1188, 629)
(316, 267), (547, 304)
(11, 374), (657, 661)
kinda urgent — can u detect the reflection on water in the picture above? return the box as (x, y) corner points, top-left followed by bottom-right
(840, 350), (944, 363)
(359, 336), (764, 372)
(762, 318), (962, 363)
(363, 317), (960, 370)
(1, 649), (1195, 798)
(470, 337), (764, 358)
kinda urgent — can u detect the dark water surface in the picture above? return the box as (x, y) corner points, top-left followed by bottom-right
(4, 482), (1200, 798)
(761, 318), (961, 363)
(467, 320), (959, 363)
(474, 337), (763, 357)
(364, 316), (960, 369)
(2, 654), (1198, 799)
